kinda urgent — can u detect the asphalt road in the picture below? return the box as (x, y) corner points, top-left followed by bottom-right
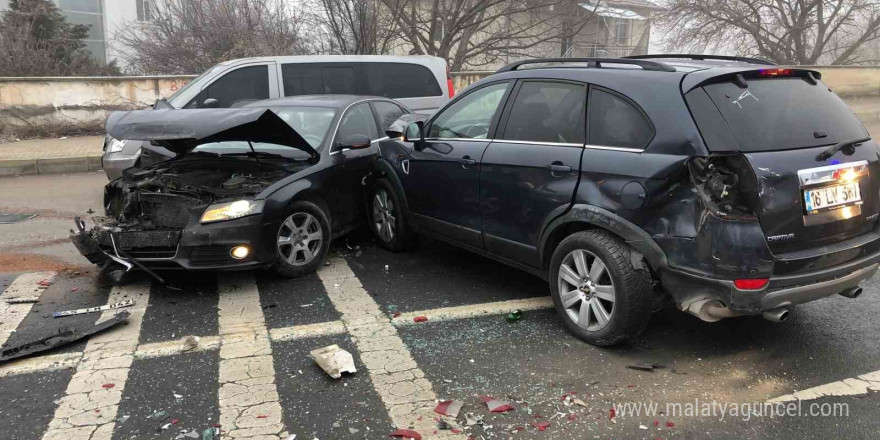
(0, 172), (879, 440)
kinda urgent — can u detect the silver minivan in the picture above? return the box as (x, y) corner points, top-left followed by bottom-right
(103, 55), (452, 179)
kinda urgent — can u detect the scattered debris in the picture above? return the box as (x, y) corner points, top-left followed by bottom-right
(348, 427), (359, 434)
(0, 311), (130, 364)
(434, 400), (463, 418)
(384, 264), (390, 274)
(413, 316), (428, 323)
(480, 396), (515, 413)
(261, 303), (277, 310)
(666, 421), (675, 428)
(37, 279), (52, 288)
(300, 303), (313, 308)
(53, 299), (135, 317)
(639, 424), (648, 430)
(201, 427), (219, 440)
(465, 413), (483, 426)
(436, 419), (452, 430)
(532, 421), (551, 431)
(626, 363), (664, 372)
(71, 287), (79, 292)
(310, 344), (357, 379)
(505, 310), (523, 323)
(609, 405), (617, 424)
(175, 431), (200, 439)
(572, 398), (588, 408)
(182, 335), (200, 351)
(5, 297), (39, 304)
(389, 429), (422, 439)
(102, 383), (115, 389)
(117, 414), (130, 425)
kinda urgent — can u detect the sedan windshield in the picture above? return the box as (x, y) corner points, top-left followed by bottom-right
(193, 106), (337, 158)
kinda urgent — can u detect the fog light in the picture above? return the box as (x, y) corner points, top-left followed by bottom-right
(230, 246), (250, 260)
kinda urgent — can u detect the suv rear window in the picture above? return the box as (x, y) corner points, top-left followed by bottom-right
(282, 62), (443, 98)
(700, 77), (867, 151)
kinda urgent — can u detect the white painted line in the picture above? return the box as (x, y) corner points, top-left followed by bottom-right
(317, 258), (465, 438)
(216, 272), (286, 439)
(269, 320), (346, 341)
(135, 336), (222, 359)
(42, 281), (150, 440)
(0, 271), (55, 347)
(394, 296), (553, 326)
(0, 352), (83, 378)
(768, 369), (880, 403)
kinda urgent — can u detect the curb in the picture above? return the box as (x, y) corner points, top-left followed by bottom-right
(0, 156), (102, 177)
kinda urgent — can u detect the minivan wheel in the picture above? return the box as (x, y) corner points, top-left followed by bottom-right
(369, 178), (414, 251)
(549, 230), (652, 346)
(272, 201), (330, 278)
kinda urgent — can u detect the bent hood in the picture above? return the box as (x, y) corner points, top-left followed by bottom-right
(106, 108), (319, 158)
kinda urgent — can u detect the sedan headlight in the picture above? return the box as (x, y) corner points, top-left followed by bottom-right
(200, 200), (264, 223)
(107, 137), (128, 153)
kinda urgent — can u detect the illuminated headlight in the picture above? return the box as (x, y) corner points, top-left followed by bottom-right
(107, 137), (128, 153)
(200, 200), (264, 223)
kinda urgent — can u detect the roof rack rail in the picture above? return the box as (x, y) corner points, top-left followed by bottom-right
(495, 57), (676, 73)
(624, 54), (776, 66)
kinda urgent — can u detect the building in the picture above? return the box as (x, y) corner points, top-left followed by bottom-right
(0, 0), (151, 67)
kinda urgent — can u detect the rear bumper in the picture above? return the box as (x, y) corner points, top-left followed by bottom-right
(661, 245), (880, 314)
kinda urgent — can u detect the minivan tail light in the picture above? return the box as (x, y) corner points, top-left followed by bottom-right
(446, 64), (455, 98)
(734, 278), (769, 290)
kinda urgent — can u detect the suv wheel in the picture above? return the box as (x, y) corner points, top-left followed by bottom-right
(272, 201), (330, 277)
(549, 230), (652, 346)
(369, 178), (414, 251)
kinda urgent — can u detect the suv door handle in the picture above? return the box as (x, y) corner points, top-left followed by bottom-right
(547, 163), (571, 173)
(460, 156), (476, 168)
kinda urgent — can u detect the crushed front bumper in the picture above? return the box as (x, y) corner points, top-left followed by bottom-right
(69, 214), (279, 272)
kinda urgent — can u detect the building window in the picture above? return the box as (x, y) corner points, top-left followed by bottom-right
(608, 17), (629, 45)
(136, 0), (154, 21)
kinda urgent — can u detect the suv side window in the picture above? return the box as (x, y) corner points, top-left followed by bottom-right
(372, 101), (409, 131)
(428, 82), (508, 139)
(588, 88), (653, 149)
(186, 65), (270, 108)
(335, 103), (379, 150)
(501, 81), (585, 144)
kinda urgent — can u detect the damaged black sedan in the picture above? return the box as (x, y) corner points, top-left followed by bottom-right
(72, 95), (404, 279)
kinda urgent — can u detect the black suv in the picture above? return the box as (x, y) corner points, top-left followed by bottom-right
(367, 55), (878, 346)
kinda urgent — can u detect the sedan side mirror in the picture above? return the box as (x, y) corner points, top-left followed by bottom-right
(202, 98), (219, 108)
(404, 121), (424, 143)
(339, 134), (372, 151)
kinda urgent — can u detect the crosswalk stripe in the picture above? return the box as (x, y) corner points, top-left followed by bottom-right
(41, 281), (150, 440)
(216, 272), (286, 439)
(768, 370), (880, 403)
(0, 271), (55, 347)
(317, 258), (464, 438)
(394, 296), (553, 326)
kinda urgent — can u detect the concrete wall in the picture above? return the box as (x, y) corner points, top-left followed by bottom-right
(2, 67), (878, 135)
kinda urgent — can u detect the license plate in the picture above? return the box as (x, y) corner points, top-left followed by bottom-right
(803, 182), (861, 214)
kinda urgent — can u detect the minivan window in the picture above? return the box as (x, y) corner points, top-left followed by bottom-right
(282, 62), (443, 98)
(588, 88), (653, 149)
(702, 77), (868, 151)
(428, 83), (508, 139)
(186, 65), (270, 108)
(502, 81), (585, 144)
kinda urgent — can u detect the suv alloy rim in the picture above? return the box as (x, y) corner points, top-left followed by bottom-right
(373, 189), (396, 242)
(558, 249), (616, 331)
(277, 212), (322, 266)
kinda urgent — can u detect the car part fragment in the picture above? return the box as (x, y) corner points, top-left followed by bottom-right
(0, 311), (130, 364)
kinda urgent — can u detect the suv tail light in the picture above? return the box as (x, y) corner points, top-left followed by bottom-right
(446, 64), (455, 98)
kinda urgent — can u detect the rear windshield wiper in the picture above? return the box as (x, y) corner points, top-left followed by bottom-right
(816, 137), (871, 161)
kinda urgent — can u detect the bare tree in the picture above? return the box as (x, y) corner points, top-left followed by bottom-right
(115, 0), (308, 75)
(656, 0), (880, 65)
(380, 0), (591, 70)
(307, 0), (401, 54)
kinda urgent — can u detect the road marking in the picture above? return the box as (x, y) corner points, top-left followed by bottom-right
(135, 336), (222, 358)
(269, 320), (346, 341)
(768, 370), (880, 403)
(317, 258), (464, 438)
(0, 271), (55, 346)
(394, 296), (553, 326)
(41, 281), (150, 440)
(0, 352), (82, 377)
(216, 272), (285, 439)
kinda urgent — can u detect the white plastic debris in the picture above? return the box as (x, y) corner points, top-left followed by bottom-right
(310, 344), (357, 379)
(181, 335), (199, 351)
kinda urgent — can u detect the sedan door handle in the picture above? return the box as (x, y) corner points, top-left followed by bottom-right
(547, 163), (571, 173)
(460, 156), (476, 168)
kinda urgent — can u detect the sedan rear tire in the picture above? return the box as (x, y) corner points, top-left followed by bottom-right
(549, 230), (652, 346)
(272, 201), (330, 278)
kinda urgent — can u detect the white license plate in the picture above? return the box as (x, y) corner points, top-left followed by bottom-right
(804, 182), (861, 214)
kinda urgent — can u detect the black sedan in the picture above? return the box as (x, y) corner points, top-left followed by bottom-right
(71, 95), (413, 279)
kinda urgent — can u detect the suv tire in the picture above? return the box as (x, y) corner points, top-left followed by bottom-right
(272, 201), (331, 278)
(549, 230), (652, 346)
(369, 178), (415, 251)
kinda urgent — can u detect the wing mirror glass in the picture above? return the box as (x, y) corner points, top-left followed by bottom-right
(404, 121), (424, 143)
(339, 134), (372, 151)
(202, 98), (219, 108)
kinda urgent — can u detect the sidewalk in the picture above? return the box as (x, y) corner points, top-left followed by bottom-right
(0, 97), (879, 177)
(0, 135), (103, 177)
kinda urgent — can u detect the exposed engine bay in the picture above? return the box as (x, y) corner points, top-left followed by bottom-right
(103, 159), (294, 230)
